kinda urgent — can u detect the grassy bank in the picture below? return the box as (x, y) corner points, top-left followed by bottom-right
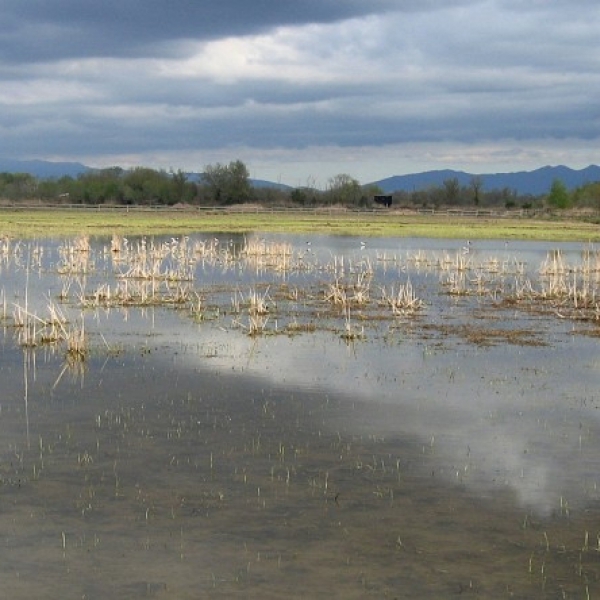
(1, 207), (599, 241)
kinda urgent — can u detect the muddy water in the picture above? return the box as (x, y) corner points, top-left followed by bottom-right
(1, 234), (600, 598)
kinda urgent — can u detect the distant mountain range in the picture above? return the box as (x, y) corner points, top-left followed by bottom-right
(0, 159), (90, 179)
(370, 165), (600, 196)
(2, 159), (599, 196)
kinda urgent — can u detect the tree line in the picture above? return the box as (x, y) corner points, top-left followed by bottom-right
(1, 160), (599, 210)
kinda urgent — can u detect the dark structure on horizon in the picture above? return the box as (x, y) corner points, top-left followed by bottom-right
(373, 194), (392, 207)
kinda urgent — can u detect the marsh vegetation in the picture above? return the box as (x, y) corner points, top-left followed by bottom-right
(1, 231), (600, 598)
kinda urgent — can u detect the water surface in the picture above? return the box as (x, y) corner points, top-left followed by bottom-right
(1, 233), (599, 598)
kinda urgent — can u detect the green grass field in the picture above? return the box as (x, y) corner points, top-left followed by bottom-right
(1, 207), (599, 241)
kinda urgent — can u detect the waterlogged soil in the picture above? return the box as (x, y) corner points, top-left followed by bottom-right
(2, 342), (600, 600)
(1, 233), (600, 598)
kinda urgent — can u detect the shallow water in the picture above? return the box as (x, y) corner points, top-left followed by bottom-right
(1, 233), (600, 598)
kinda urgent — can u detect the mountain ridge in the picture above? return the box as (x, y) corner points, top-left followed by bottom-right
(369, 165), (600, 196)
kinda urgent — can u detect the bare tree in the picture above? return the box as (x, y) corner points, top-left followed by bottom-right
(326, 173), (362, 206)
(203, 159), (252, 204)
(443, 177), (460, 205)
(470, 176), (483, 206)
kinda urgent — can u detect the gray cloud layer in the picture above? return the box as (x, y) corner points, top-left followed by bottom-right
(2, 0), (402, 61)
(1, 0), (599, 184)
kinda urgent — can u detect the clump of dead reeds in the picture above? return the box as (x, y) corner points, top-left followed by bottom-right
(325, 278), (348, 307)
(10, 298), (87, 360)
(232, 312), (270, 336)
(539, 249), (567, 276)
(247, 314), (269, 336)
(63, 318), (87, 361)
(230, 287), (273, 335)
(440, 271), (469, 296)
(380, 280), (424, 315)
(115, 237), (195, 282)
(248, 287), (272, 315)
(325, 273), (371, 308)
(503, 248), (600, 321)
(57, 235), (94, 275)
(110, 234), (128, 256)
(232, 287), (272, 315)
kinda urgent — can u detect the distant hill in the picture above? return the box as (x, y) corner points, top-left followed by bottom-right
(250, 178), (292, 191)
(187, 172), (290, 191)
(370, 165), (600, 196)
(0, 159), (291, 190)
(0, 159), (90, 179)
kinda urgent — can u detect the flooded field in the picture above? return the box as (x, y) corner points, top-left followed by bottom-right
(1, 232), (600, 598)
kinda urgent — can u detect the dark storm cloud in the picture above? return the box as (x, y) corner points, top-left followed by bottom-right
(1, 0), (407, 62)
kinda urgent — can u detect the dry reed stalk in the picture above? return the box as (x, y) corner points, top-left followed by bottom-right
(483, 257), (503, 274)
(514, 277), (536, 300)
(232, 313), (269, 336)
(406, 249), (431, 267)
(349, 272), (371, 305)
(74, 235), (91, 253)
(57, 241), (94, 274)
(61, 318), (87, 361)
(163, 281), (193, 305)
(117, 240), (194, 282)
(16, 321), (38, 347)
(193, 238), (222, 260)
(247, 287), (271, 315)
(568, 272), (597, 309)
(540, 249), (567, 276)
(247, 313), (269, 336)
(470, 270), (489, 295)
(322, 255), (346, 277)
(539, 272), (568, 299)
(231, 291), (242, 314)
(12, 301), (65, 347)
(12, 303), (28, 328)
(442, 271), (469, 295)
(0, 235), (10, 257)
(189, 291), (205, 319)
(110, 233), (124, 254)
(58, 275), (76, 300)
(0, 288), (6, 321)
(375, 251), (399, 264)
(242, 238), (292, 259)
(241, 238), (294, 274)
(453, 251), (472, 272)
(340, 306), (364, 340)
(325, 278), (348, 307)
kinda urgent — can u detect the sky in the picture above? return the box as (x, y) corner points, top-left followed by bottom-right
(1, 0), (599, 187)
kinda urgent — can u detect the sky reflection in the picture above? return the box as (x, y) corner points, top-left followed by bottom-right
(1, 233), (599, 517)
(168, 318), (600, 516)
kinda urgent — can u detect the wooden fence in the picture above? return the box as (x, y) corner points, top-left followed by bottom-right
(0, 203), (552, 219)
